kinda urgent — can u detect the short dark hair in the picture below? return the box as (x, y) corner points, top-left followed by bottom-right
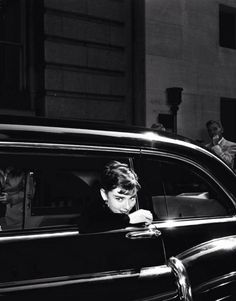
(101, 161), (141, 192)
(206, 120), (222, 128)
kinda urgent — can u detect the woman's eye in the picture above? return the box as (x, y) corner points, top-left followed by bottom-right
(116, 197), (123, 202)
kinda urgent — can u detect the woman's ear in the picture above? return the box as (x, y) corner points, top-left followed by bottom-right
(100, 188), (107, 201)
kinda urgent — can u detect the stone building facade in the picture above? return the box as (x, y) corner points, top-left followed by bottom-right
(0, 0), (145, 125)
(146, 0), (236, 143)
(1, 0), (236, 143)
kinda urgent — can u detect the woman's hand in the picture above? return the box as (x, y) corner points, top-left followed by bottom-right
(129, 209), (153, 225)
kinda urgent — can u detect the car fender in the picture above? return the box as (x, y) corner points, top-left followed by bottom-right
(173, 235), (236, 300)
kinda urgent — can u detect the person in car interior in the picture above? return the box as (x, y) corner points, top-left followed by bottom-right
(0, 166), (35, 230)
(79, 160), (153, 233)
(205, 120), (236, 169)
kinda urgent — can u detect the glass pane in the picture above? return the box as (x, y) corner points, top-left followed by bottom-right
(0, 44), (21, 91)
(0, 0), (28, 110)
(141, 157), (234, 220)
(0, 0), (21, 43)
(160, 159), (233, 219)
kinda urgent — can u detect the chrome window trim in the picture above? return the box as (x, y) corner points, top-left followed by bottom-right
(141, 149), (236, 211)
(152, 216), (236, 229)
(0, 230), (79, 243)
(139, 265), (172, 278)
(168, 257), (192, 301)
(0, 141), (140, 154)
(1, 216), (235, 241)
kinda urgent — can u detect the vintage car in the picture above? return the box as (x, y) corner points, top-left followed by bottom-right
(0, 115), (236, 300)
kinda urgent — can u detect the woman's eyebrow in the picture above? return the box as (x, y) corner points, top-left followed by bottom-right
(116, 189), (137, 197)
(118, 192), (137, 198)
(129, 193), (137, 198)
(114, 192), (128, 197)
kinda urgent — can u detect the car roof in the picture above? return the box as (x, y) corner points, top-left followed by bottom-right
(0, 114), (194, 144)
(0, 115), (233, 174)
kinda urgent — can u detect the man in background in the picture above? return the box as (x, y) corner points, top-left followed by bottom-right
(206, 120), (236, 169)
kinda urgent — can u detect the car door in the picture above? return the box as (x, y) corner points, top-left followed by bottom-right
(137, 152), (236, 258)
(0, 146), (177, 301)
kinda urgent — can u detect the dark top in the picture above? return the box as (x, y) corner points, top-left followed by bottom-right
(79, 192), (130, 233)
(0, 203), (6, 218)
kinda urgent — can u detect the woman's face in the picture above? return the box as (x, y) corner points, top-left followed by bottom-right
(101, 186), (137, 214)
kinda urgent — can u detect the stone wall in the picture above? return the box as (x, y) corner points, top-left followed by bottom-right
(145, 0), (236, 142)
(43, 0), (133, 124)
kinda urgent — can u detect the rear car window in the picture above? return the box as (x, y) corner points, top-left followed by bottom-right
(139, 156), (235, 220)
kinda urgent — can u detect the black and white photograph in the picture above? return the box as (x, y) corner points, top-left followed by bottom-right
(0, 0), (236, 300)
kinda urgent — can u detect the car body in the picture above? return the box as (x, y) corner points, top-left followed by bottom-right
(0, 115), (236, 300)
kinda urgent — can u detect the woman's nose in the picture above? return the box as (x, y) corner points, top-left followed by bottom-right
(124, 200), (130, 210)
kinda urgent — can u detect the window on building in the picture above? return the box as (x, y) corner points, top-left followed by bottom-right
(219, 4), (236, 49)
(221, 97), (236, 142)
(0, 0), (30, 110)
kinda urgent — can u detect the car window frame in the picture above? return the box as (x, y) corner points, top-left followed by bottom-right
(0, 142), (142, 233)
(139, 149), (236, 221)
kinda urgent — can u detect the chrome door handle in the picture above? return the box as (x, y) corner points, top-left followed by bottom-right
(126, 227), (161, 240)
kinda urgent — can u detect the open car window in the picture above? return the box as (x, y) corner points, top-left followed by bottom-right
(0, 151), (131, 231)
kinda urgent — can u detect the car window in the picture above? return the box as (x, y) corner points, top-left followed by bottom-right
(0, 152), (131, 231)
(30, 154), (133, 230)
(140, 156), (235, 220)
